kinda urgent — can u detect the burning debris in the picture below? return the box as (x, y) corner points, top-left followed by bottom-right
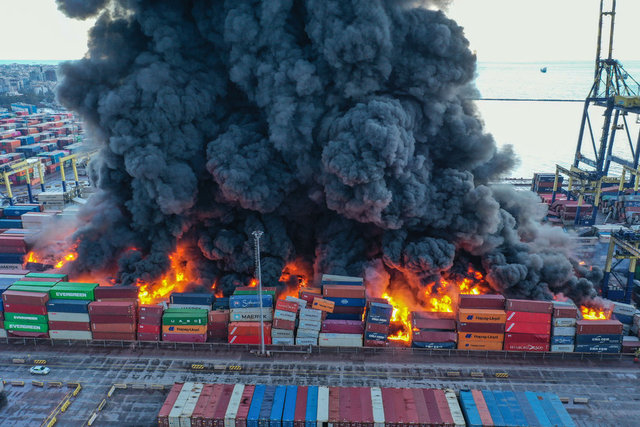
(47, 0), (601, 311)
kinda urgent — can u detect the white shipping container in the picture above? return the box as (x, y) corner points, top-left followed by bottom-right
(553, 318), (576, 327)
(296, 328), (320, 338)
(285, 296), (307, 310)
(229, 308), (273, 322)
(317, 386), (329, 424)
(320, 274), (363, 286)
(168, 382), (195, 427)
(551, 344), (575, 352)
(623, 324), (631, 335)
(271, 328), (294, 338)
(612, 301), (636, 316)
(633, 312), (640, 326)
(0, 263), (25, 271)
(298, 319), (321, 331)
(274, 309), (297, 322)
(0, 329), (6, 338)
(272, 337), (295, 345)
(318, 333), (363, 347)
(295, 337), (317, 346)
(370, 387), (385, 427)
(299, 308), (322, 321)
(168, 303), (211, 311)
(224, 383), (245, 427)
(49, 330), (92, 340)
(444, 390), (466, 427)
(552, 326), (576, 336)
(48, 312), (90, 322)
(179, 383), (203, 427)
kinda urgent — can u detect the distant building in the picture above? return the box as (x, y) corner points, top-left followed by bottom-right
(44, 69), (57, 82)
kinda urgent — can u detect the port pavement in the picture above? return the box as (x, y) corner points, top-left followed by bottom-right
(0, 341), (638, 426)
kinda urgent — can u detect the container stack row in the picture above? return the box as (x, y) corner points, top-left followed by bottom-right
(457, 294), (506, 351)
(551, 301), (578, 352)
(504, 299), (552, 352)
(157, 383), (474, 427)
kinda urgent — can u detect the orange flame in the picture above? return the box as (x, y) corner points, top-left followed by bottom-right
(54, 251), (77, 269)
(382, 292), (411, 342)
(137, 244), (194, 305)
(580, 306), (608, 320)
(25, 251), (39, 264)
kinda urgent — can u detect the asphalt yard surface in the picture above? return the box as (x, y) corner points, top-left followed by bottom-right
(0, 342), (638, 426)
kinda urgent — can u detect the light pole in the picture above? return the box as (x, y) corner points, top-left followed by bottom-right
(252, 230), (265, 355)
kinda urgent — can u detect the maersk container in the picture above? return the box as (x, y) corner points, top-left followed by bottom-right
(247, 385), (266, 427)
(178, 383), (203, 427)
(230, 295), (273, 309)
(270, 385), (287, 427)
(282, 385), (297, 427)
(315, 387), (328, 427)
(168, 382), (195, 427)
(225, 384), (246, 427)
(459, 390), (482, 427)
(46, 299), (90, 313)
(236, 384), (256, 427)
(259, 385), (276, 427)
(230, 308), (274, 322)
(524, 391), (552, 427)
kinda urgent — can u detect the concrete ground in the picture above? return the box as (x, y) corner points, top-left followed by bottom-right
(0, 341), (638, 426)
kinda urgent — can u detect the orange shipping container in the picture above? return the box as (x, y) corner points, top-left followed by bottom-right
(457, 309), (506, 324)
(161, 324), (207, 334)
(312, 297), (335, 313)
(457, 339), (504, 351)
(457, 332), (504, 342)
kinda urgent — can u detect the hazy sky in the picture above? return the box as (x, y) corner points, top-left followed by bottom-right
(0, 0), (639, 62)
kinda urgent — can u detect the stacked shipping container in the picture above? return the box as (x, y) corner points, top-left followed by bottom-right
(551, 301), (578, 352)
(504, 299), (552, 352)
(364, 301), (393, 347)
(138, 304), (163, 341)
(272, 299), (299, 345)
(457, 295), (506, 351)
(2, 285), (50, 338)
(228, 292), (273, 345)
(89, 300), (137, 340)
(411, 312), (457, 349)
(162, 308), (207, 343)
(297, 307), (322, 346)
(575, 319), (624, 353)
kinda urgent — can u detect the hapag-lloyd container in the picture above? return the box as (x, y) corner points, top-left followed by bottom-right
(162, 324), (207, 334)
(457, 339), (503, 351)
(457, 332), (504, 341)
(457, 309), (506, 324)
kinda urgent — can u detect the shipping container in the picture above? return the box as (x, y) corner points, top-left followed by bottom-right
(168, 382), (196, 427)
(163, 310), (208, 325)
(48, 321), (90, 331)
(320, 274), (363, 286)
(457, 339), (503, 351)
(324, 297), (366, 307)
(504, 342), (550, 352)
(551, 335), (574, 345)
(272, 329), (295, 338)
(553, 318), (576, 327)
(178, 383), (204, 427)
(505, 322), (551, 335)
(311, 298), (335, 313)
(412, 317), (455, 331)
(48, 312), (90, 322)
(270, 385), (287, 426)
(299, 308), (322, 322)
(459, 294), (505, 309)
(282, 385), (297, 427)
(5, 322), (48, 332)
(323, 285), (366, 299)
(48, 330), (92, 340)
(228, 335), (272, 345)
(2, 290), (48, 305)
(90, 313), (136, 323)
(480, 391), (504, 427)
(158, 383), (184, 427)
(457, 332), (504, 342)
(274, 309), (297, 322)
(247, 385), (266, 427)
(285, 296), (307, 311)
(575, 334), (622, 345)
(259, 385), (276, 426)
(89, 301), (136, 316)
(235, 385), (256, 427)
(92, 332), (136, 340)
(298, 320), (321, 331)
(140, 304), (164, 316)
(504, 333), (550, 344)
(303, 386), (315, 427)
(192, 384), (215, 426)
(230, 308), (273, 322)
(321, 320), (364, 334)
(4, 312), (47, 323)
(230, 295), (273, 309)
(365, 322), (389, 334)
(46, 299), (90, 313)
(49, 283), (98, 300)
(318, 333), (363, 347)
(457, 321), (505, 333)
(93, 286), (139, 300)
(276, 300), (299, 313)
(213, 384), (235, 427)
(412, 341), (456, 349)
(91, 323), (136, 333)
(170, 292), (215, 306)
(575, 343), (622, 353)
(412, 330), (457, 343)
(457, 309), (506, 324)
(552, 301), (578, 318)
(163, 332), (206, 343)
(273, 318), (295, 331)
(162, 324), (207, 334)
(229, 322), (272, 336)
(552, 326), (576, 336)
(316, 387), (328, 427)
(506, 311), (551, 323)
(576, 320), (623, 335)
(506, 299), (553, 314)
(293, 386), (307, 427)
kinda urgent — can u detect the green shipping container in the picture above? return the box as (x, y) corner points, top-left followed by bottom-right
(233, 289), (277, 297)
(163, 308), (208, 315)
(55, 282), (99, 290)
(8, 285), (53, 293)
(5, 322), (49, 333)
(12, 281), (58, 288)
(162, 312), (208, 325)
(49, 283), (98, 300)
(4, 312), (48, 324)
(26, 273), (69, 281)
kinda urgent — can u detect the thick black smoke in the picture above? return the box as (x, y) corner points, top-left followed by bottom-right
(54, 0), (599, 304)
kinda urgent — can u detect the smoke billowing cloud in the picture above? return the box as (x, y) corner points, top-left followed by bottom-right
(53, 0), (599, 304)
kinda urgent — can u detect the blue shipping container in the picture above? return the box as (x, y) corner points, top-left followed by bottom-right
(575, 334), (622, 345)
(170, 292), (215, 305)
(368, 302), (393, 318)
(213, 297), (230, 310)
(230, 294), (273, 309)
(0, 221), (22, 230)
(411, 341), (456, 349)
(551, 335), (575, 345)
(305, 386), (318, 427)
(524, 392), (552, 427)
(612, 313), (633, 324)
(537, 393), (564, 427)
(459, 391), (483, 427)
(545, 393), (576, 427)
(481, 391), (505, 427)
(282, 385), (297, 427)
(491, 390), (517, 426)
(324, 313), (362, 321)
(575, 344), (621, 353)
(364, 332), (387, 341)
(366, 314), (391, 324)
(324, 297), (366, 307)
(501, 390), (528, 426)
(514, 391), (543, 427)
(46, 299), (90, 313)
(259, 385), (276, 426)
(248, 385), (266, 427)
(0, 253), (25, 263)
(270, 385), (287, 426)
(5, 205), (40, 216)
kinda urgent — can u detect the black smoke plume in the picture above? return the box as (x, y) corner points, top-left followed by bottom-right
(53, 0), (600, 304)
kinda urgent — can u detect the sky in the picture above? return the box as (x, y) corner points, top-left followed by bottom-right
(0, 0), (638, 63)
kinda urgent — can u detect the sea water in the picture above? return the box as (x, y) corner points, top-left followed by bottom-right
(474, 60), (640, 178)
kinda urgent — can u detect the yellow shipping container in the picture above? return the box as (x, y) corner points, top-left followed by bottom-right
(458, 309), (506, 324)
(161, 324), (207, 334)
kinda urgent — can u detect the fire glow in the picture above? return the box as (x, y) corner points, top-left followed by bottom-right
(580, 306), (608, 320)
(137, 244), (197, 305)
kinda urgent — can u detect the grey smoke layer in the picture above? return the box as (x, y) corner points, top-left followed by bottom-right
(55, 0), (599, 304)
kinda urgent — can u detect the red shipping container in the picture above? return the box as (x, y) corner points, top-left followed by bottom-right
(88, 301), (135, 316)
(192, 383), (214, 426)
(457, 322), (505, 333)
(504, 342), (550, 352)
(506, 299), (553, 314)
(3, 302), (47, 315)
(208, 310), (229, 323)
(328, 387), (339, 424)
(360, 387), (374, 424)
(209, 321), (228, 331)
(622, 340), (640, 354)
(364, 339), (387, 347)
(365, 322), (389, 334)
(138, 314), (162, 324)
(162, 332), (206, 343)
(137, 323), (160, 334)
(2, 290), (48, 306)
(89, 313), (136, 323)
(553, 306), (578, 319)
(321, 319), (364, 334)
(0, 312), (3, 321)
(294, 386), (308, 427)
(228, 335), (272, 345)
(91, 323), (136, 333)
(322, 285), (366, 299)
(92, 332), (136, 340)
(157, 383), (183, 427)
(213, 384), (235, 426)
(275, 299), (299, 313)
(506, 311), (551, 323)
(412, 317), (456, 331)
(8, 331), (49, 338)
(413, 389), (431, 425)
(332, 306), (364, 315)
(228, 322), (271, 336)
(139, 304), (164, 316)
(298, 291), (316, 306)
(432, 389), (455, 426)
(505, 333), (550, 344)
(138, 332), (160, 341)
(412, 330), (457, 343)
(411, 311), (455, 321)
(94, 286), (139, 300)
(236, 385), (255, 427)
(459, 294), (506, 309)
(273, 318), (295, 330)
(505, 321), (550, 334)
(576, 319), (623, 335)
(48, 321), (90, 331)
(0, 245), (26, 254)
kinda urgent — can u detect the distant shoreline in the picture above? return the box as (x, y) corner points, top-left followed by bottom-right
(0, 60), (70, 65)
